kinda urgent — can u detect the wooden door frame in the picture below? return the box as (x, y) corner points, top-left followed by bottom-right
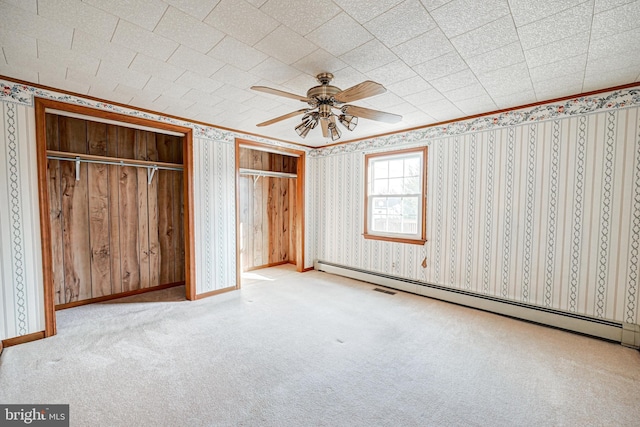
(235, 139), (306, 286)
(34, 97), (196, 337)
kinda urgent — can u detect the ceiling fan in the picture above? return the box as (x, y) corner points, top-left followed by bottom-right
(250, 73), (402, 142)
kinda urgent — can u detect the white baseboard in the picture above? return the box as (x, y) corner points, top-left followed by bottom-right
(314, 260), (640, 349)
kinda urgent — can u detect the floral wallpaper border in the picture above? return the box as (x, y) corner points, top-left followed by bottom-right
(0, 79), (309, 151)
(310, 86), (640, 157)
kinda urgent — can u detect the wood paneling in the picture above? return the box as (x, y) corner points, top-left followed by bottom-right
(44, 114), (185, 306)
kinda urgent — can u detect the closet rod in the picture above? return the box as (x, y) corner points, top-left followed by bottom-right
(47, 155), (182, 183)
(238, 168), (297, 179)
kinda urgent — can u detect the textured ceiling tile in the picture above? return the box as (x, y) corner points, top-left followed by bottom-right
(155, 94), (196, 112)
(364, 0), (437, 48)
(332, 0), (404, 23)
(412, 51), (466, 81)
(89, 84), (134, 104)
(39, 71), (90, 95)
(292, 48), (348, 76)
(429, 68), (479, 93)
(443, 82), (489, 102)
(249, 57), (302, 85)
(72, 30), (136, 69)
(112, 20), (180, 61)
(329, 67), (369, 89)
(168, 45), (225, 77)
(401, 110), (436, 125)
(451, 15), (518, 58)
(204, 0), (279, 46)
(509, 0), (583, 27)
(254, 25), (318, 65)
(591, 0), (640, 40)
(393, 28), (453, 66)
(367, 60), (417, 85)
(387, 76), (432, 97)
(175, 70), (224, 92)
(211, 64), (261, 89)
(404, 87), (445, 107)
(164, 0), (220, 20)
(38, 40), (101, 76)
(241, 94), (284, 111)
(84, 0), (168, 31)
(586, 48), (640, 74)
(0, 28), (37, 57)
(207, 36), (269, 71)
(533, 72), (584, 99)
(129, 54), (186, 82)
(583, 65), (640, 90)
(0, 63), (39, 84)
(419, 0), (451, 11)
(305, 12), (374, 57)
(4, 0), (37, 13)
(38, 0), (118, 41)
(364, 92), (406, 109)
(588, 26), (640, 60)
(417, 98), (464, 121)
(281, 73), (317, 95)
(594, 0), (636, 13)
(477, 62), (533, 95)
(492, 90), (537, 108)
(430, 0), (510, 38)
(154, 7), (224, 53)
(465, 42), (524, 74)
(97, 62), (152, 89)
(517, 2), (594, 50)
(0, 1), (73, 48)
(260, 0), (341, 35)
(181, 89), (224, 106)
(213, 84), (255, 103)
(144, 76), (191, 98)
(67, 68), (118, 91)
(523, 31), (590, 68)
(455, 94), (498, 115)
(339, 40), (398, 73)
(529, 54), (587, 83)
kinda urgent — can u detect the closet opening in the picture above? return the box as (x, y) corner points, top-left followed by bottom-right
(35, 98), (195, 337)
(235, 139), (305, 286)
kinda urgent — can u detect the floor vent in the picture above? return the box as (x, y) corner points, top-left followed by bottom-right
(373, 287), (396, 295)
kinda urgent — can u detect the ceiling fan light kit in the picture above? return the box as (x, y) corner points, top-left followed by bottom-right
(251, 73), (402, 142)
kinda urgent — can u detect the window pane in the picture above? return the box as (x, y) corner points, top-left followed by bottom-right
(404, 176), (420, 193)
(405, 157), (420, 177)
(373, 160), (388, 179)
(372, 178), (388, 194)
(388, 177), (403, 194)
(388, 159), (404, 178)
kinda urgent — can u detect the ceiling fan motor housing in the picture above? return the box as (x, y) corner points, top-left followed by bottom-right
(306, 73), (342, 109)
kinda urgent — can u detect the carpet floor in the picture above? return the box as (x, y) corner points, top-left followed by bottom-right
(1, 265), (639, 426)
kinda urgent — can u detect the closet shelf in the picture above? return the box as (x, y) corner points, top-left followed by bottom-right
(46, 150), (183, 170)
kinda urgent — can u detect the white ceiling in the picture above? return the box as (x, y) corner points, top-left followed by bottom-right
(1, 0), (640, 147)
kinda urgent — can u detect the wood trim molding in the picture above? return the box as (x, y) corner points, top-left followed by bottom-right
(194, 286), (237, 300)
(55, 281), (185, 310)
(302, 266), (315, 272)
(2, 331), (46, 348)
(245, 261), (291, 271)
(34, 97), (196, 337)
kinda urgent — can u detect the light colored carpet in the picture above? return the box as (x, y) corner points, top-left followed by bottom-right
(1, 265), (639, 426)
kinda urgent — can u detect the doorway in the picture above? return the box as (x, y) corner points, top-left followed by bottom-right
(235, 139), (305, 286)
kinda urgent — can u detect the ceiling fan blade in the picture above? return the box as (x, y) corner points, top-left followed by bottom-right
(342, 105), (402, 124)
(251, 86), (310, 102)
(320, 118), (329, 138)
(256, 109), (309, 127)
(334, 81), (386, 103)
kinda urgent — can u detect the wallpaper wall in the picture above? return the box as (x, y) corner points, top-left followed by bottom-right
(312, 99), (640, 325)
(0, 101), (44, 340)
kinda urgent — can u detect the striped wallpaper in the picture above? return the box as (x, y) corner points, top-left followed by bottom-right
(313, 107), (640, 325)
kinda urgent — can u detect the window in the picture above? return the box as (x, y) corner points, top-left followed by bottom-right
(364, 147), (427, 245)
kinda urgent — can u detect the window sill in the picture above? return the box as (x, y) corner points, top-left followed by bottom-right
(363, 233), (426, 245)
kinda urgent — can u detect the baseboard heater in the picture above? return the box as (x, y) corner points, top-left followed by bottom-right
(314, 260), (640, 349)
